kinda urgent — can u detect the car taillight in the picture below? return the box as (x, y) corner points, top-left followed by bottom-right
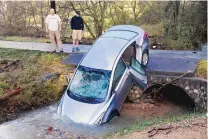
(143, 32), (148, 40)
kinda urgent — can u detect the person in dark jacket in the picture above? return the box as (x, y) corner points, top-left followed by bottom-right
(70, 10), (84, 52)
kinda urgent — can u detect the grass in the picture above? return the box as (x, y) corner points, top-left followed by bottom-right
(0, 48), (74, 122)
(196, 60), (207, 79)
(0, 36), (50, 43)
(107, 112), (205, 138)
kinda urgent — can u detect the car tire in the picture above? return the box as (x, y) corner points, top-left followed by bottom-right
(107, 110), (120, 122)
(142, 50), (149, 67)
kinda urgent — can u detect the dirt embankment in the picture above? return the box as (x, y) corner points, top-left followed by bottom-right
(114, 116), (207, 139)
(0, 49), (73, 123)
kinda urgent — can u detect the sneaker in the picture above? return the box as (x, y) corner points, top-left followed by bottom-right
(52, 50), (56, 53)
(72, 47), (75, 52)
(60, 49), (64, 53)
(76, 47), (80, 52)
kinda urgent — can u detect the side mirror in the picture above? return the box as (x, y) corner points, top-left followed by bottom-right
(64, 75), (71, 83)
(112, 89), (116, 94)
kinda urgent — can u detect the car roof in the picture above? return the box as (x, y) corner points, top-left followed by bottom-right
(80, 25), (145, 70)
(107, 25), (145, 35)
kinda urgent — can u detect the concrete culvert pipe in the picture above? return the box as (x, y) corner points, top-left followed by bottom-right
(141, 84), (196, 111)
(159, 84), (196, 111)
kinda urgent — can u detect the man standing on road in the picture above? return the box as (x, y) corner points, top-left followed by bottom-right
(45, 8), (63, 53)
(70, 10), (84, 52)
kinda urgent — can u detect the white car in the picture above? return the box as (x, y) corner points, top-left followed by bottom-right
(58, 25), (149, 125)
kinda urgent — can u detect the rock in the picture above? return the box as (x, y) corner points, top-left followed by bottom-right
(132, 94), (136, 98)
(194, 97), (200, 103)
(130, 89), (134, 93)
(185, 86), (190, 90)
(188, 90), (193, 96)
(196, 84), (200, 89)
(190, 85), (195, 90)
(185, 80), (189, 85)
(134, 99), (141, 103)
(135, 90), (139, 94)
(133, 86), (137, 90)
(194, 89), (199, 94)
(166, 77), (171, 82)
(136, 94), (140, 98)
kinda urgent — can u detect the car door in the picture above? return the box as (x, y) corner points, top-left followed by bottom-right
(111, 58), (132, 110)
(129, 57), (147, 90)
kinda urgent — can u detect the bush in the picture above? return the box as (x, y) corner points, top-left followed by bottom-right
(140, 22), (165, 38)
(164, 37), (195, 50)
(196, 60), (207, 79)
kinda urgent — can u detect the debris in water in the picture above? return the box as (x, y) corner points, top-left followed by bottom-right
(48, 126), (53, 131)
(36, 128), (96, 139)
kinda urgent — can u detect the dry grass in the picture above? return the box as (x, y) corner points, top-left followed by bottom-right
(0, 36), (50, 43)
(196, 60), (207, 79)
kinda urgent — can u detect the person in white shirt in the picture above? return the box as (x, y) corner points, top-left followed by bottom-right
(45, 8), (63, 52)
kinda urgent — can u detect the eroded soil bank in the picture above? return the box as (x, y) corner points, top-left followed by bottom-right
(0, 48), (73, 123)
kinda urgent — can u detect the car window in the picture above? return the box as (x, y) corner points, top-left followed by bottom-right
(130, 57), (145, 75)
(102, 30), (137, 41)
(112, 58), (126, 90)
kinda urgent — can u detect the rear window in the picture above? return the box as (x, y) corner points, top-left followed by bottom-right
(102, 30), (137, 40)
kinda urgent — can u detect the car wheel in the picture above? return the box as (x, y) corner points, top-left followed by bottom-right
(142, 50), (149, 67)
(107, 110), (120, 122)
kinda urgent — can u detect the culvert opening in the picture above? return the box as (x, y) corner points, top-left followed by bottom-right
(142, 84), (196, 111)
(121, 84), (196, 121)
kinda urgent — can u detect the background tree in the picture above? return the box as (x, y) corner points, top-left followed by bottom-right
(0, 1), (206, 50)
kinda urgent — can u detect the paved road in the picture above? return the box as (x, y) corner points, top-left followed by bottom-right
(0, 40), (207, 76)
(0, 40), (91, 53)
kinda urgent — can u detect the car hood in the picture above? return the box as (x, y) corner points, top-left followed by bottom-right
(60, 94), (105, 124)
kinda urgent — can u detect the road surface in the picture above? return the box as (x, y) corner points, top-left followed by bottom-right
(0, 40), (207, 76)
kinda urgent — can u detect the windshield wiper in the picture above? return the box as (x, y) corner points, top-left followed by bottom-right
(85, 97), (100, 103)
(67, 89), (82, 98)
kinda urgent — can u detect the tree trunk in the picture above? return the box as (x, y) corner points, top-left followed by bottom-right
(32, 8), (38, 35)
(164, 1), (180, 40)
(40, 1), (44, 35)
(50, 0), (56, 13)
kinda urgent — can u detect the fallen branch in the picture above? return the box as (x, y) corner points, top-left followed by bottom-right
(148, 125), (173, 137)
(0, 88), (22, 102)
(191, 123), (207, 127)
(1, 60), (20, 69)
(0, 60), (20, 73)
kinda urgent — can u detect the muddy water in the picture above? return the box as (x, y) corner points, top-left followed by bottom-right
(0, 101), (187, 139)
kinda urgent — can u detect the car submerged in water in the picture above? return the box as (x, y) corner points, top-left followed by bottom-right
(58, 25), (149, 125)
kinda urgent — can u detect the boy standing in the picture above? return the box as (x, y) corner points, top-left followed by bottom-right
(70, 10), (84, 52)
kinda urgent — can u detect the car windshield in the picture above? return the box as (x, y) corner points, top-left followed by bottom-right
(68, 65), (111, 104)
